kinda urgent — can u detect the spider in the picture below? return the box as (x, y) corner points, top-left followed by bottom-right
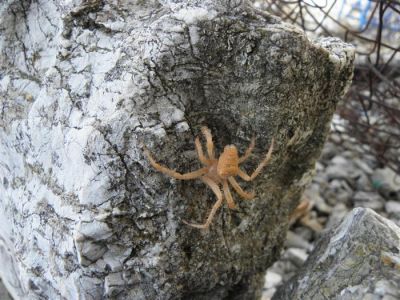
(144, 126), (274, 229)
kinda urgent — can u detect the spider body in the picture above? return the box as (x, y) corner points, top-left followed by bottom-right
(204, 159), (221, 184)
(144, 126), (274, 229)
(217, 146), (239, 178)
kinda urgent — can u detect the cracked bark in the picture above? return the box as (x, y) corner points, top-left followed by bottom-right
(0, 0), (354, 299)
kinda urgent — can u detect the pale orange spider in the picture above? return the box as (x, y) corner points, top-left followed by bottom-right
(144, 126), (274, 229)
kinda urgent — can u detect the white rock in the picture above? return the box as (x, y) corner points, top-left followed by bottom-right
(372, 168), (400, 200)
(285, 248), (308, 267)
(264, 271), (282, 289)
(353, 191), (385, 211)
(325, 203), (349, 229)
(385, 201), (400, 218)
(285, 231), (313, 251)
(353, 158), (374, 175)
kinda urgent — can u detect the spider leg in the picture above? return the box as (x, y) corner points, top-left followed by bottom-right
(239, 136), (255, 163)
(223, 179), (237, 209)
(228, 177), (255, 200)
(238, 138), (274, 181)
(144, 148), (208, 180)
(237, 169), (251, 181)
(195, 137), (211, 165)
(183, 176), (223, 229)
(201, 126), (215, 160)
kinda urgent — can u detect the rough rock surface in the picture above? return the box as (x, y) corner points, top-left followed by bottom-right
(0, 280), (12, 300)
(0, 0), (354, 299)
(274, 208), (400, 300)
(262, 119), (400, 299)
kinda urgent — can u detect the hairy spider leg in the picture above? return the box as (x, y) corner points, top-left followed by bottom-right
(223, 179), (237, 209)
(183, 176), (223, 229)
(239, 136), (255, 163)
(238, 138), (275, 181)
(228, 177), (255, 200)
(195, 137), (211, 165)
(144, 149), (208, 180)
(201, 126), (215, 159)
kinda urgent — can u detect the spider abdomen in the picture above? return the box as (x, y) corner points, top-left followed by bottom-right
(217, 145), (239, 178)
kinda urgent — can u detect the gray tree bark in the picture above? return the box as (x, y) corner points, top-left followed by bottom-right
(0, 0), (354, 299)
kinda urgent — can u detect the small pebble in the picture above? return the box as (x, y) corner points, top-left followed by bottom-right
(353, 158), (374, 175)
(285, 231), (313, 251)
(325, 203), (348, 230)
(353, 191), (385, 211)
(372, 168), (400, 200)
(264, 271), (282, 289)
(284, 248), (308, 267)
(385, 201), (400, 218)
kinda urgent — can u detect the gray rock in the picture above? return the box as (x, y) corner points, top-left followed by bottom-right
(325, 203), (350, 230)
(292, 226), (314, 242)
(385, 201), (400, 219)
(324, 179), (353, 206)
(353, 191), (385, 211)
(273, 208), (400, 300)
(331, 155), (349, 165)
(355, 172), (372, 191)
(262, 289), (276, 300)
(264, 271), (282, 289)
(267, 260), (298, 284)
(314, 195), (333, 214)
(284, 248), (308, 268)
(0, 280), (12, 300)
(325, 162), (352, 181)
(353, 158), (374, 175)
(0, 0), (354, 299)
(315, 162), (325, 172)
(263, 270), (283, 300)
(285, 231), (313, 251)
(304, 185), (333, 214)
(372, 168), (400, 200)
(319, 142), (338, 161)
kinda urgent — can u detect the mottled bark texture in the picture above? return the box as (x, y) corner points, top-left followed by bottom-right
(0, 0), (354, 299)
(274, 208), (400, 300)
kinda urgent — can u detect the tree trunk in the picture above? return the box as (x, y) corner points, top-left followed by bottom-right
(0, 0), (354, 299)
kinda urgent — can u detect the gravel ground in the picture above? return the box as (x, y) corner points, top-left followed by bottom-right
(262, 116), (400, 299)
